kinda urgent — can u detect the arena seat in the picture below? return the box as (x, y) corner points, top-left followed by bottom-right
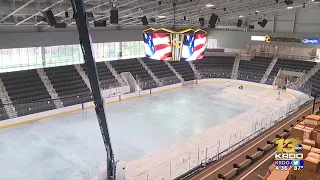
(169, 61), (195, 81)
(110, 58), (157, 90)
(0, 69), (56, 116)
(265, 59), (316, 85)
(237, 56), (272, 83)
(193, 56), (234, 79)
(44, 65), (92, 106)
(142, 58), (181, 85)
(81, 62), (120, 90)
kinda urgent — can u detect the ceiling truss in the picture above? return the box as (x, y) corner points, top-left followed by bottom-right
(0, 0), (318, 29)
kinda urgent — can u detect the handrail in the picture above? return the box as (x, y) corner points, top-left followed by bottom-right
(290, 70), (306, 88)
(175, 98), (313, 180)
(173, 127), (266, 180)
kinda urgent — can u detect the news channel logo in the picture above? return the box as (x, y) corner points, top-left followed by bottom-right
(275, 138), (303, 161)
(275, 138), (303, 153)
(295, 143), (303, 153)
(302, 38), (320, 44)
(274, 159), (304, 167)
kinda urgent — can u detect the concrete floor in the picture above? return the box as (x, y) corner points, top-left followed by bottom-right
(0, 84), (257, 180)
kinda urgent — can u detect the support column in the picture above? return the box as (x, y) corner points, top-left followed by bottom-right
(41, 46), (46, 67)
(118, 42), (122, 59)
(71, 0), (116, 179)
(292, 11), (296, 33)
(272, 15), (275, 33)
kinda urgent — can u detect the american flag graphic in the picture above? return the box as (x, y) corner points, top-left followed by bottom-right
(144, 33), (172, 60)
(181, 34), (207, 61)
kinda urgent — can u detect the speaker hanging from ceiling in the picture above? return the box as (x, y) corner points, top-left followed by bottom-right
(141, 16), (148, 25)
(86, 12), (94, 18)
(209, 13), (218, 28)
(64, 11), (69, 18)
(199, 17), (205, 27)
(55, 23), (67, 28)
(258, 19), (268, 28)
(42, 10), (57, 26)
(110, 8), (118, 24)
(249, 25), (254, 29)
(237, 19), (242, 27)
(94, 20), (107, 27)
(150, 17), (156, 23)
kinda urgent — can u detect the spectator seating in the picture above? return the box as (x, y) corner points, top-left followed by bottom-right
(110, 58), (157, 90)
(0, 69), (56, 116)
(266, 59), (316, 85)
(308, 70), (320, 96)
(0, 99), (8, 120)
(193, 56), (235, 79)
(169, 61), (195, 81)
(0, 56), (318, 119)
(237, 56), (272, 83)
(81, 62), (120, 90)
(142, 58), (180, 86)
(44, 65), (92, 107)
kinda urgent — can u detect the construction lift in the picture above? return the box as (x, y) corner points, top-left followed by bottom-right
(70, 0), (117, 179)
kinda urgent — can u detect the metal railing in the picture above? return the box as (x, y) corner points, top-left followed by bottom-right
(130, 89), (311, 180)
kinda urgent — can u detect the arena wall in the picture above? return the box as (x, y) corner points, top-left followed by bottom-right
(0, 79), (308, 129)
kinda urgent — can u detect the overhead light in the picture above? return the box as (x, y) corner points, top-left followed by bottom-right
(255, 10), (260, 13)
(206, 4), (215, 7)
(287, 6), (293, 9)
(158, 15), (166, 18)
(239, 15), (244, 18)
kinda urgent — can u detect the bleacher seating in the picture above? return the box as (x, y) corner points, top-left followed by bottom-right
(266, 59), (316, 85)
(169, 61), (195, 81)
(143, 59), (180, 86)
(110, 58), (157, 90)
(81, 62), (120, 89)
(193, 56), (234, 79)
(0, 55), (318, 119)
(44, 65), (92, 107)
(309, 71), (320, 96)
(0, 69), (55, 116)
(237, 56), (272, 83)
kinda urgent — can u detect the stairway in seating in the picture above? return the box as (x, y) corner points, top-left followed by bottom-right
(231, 55), (240, 79)
(188, 61), (201, 79)
(74, 64), (92, 91)
(0, 78), (17, 118)
(291, 62), (320, 90)
(164, 61), (185, 83)
(37, 68), (64, 108)
(260, 56), (278, 84)
(104, 61), (126, 86)
(137, 58), (163, 86)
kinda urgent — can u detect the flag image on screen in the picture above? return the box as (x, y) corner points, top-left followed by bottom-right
(181, 34), (207, 61)
(144, 33), (172, 60)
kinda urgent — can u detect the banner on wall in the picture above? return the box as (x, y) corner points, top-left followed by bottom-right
(301, 38), (320, 44)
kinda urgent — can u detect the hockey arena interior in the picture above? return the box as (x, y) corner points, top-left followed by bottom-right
(1, 0), (320, 180)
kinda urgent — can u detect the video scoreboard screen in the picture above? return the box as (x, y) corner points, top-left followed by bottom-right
(274, 138), (304, 171)
(143, 28), (207, 61)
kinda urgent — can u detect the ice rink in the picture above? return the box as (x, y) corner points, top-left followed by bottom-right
(0, 83), (299, 180)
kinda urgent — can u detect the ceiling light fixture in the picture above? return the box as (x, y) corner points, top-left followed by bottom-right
(287, 6), (293, 9)
(255, 10), (260, 13)
(206, 4), (215, 7)
(158, 15), (166, 18)
(239, 15), (244, 18)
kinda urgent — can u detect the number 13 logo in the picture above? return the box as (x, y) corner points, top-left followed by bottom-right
(275, 138), (298, 153)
